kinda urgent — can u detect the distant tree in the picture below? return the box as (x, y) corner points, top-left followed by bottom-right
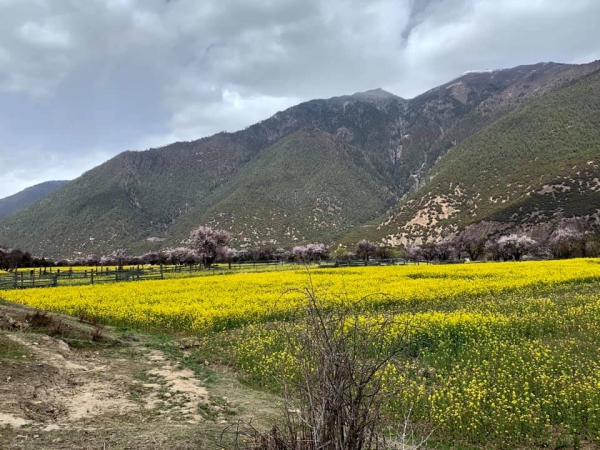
(33, 257), (52, 269)
(0, 248), (34, 269)
(236, 249), (251, 262)
(251, 247), (275, 261)
(8, 248), (25, 268)
(110, 249), (129, 269)
(584, 234), (600, 258)
(0, 248), (6, 270)
(455, 236), (486, 261)
(23, 252), (34, 268)
(140, 252), (160, 265)
(292, 244), (328, 262)
(189, 226), (231, 267)
(497, 234), (537, 261)
(333, 246), (355, 261)
(433, 239), (455, 261)
(356, 240), (377, 261)
(129, 256), (142, 266)
(375, 243), (396, 259)
(293, 245), (308, 261)
(166, 247), (199, 265)
(420, 243), (436, 262)
(548, 228), (584, 259)
(157, 251), (170, 265)
(306, 243), (330, 261)
(484, 240), (502, 261)
(86, 254), (101, 266)
(338, 251), (356, 261)
(274, 247), (291, 261)
(408, 246), (423, 261)
(72, 257), (87, 266)
(216, 246), (237, 264)
(333, 246), (347, 259)
(100, 255), (115, 266)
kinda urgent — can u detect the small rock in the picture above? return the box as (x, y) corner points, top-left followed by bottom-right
(56, 340), (70, 353)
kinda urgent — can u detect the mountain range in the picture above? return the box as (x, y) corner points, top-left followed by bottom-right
(0, 181), (69, 219)
(1, 60), (599, 258)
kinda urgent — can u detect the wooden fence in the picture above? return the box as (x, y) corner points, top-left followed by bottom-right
(0, 272), (57, 289)
(0, 258), (453, 291)
(0, 262), (293, 290)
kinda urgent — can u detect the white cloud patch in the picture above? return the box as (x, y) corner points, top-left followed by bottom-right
(18, 21), (72, 48)
(138, 89), (300, 148)
(0, 145), (113, 198)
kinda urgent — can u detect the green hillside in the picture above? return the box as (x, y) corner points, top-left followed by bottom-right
(0, 135), (257, 256)
(0, 181), (68, 218)
(1, 61), (599, 258)
(171, 130), (394, 247)
(380, 70), (600, 245)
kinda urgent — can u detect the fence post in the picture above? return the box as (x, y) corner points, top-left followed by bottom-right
(91, 272), (94, 285)
(13, 272), (17, 289)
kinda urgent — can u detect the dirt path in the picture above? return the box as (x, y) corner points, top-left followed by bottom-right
(0, 301), (279, 449)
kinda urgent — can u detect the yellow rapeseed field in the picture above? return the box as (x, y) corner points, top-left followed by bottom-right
(2, 258), (600, 446)
(3, 259), (600, 331)
(226, 261), (600, 447)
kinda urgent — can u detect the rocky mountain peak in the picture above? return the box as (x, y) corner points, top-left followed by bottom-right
(350, 88), (407, 111)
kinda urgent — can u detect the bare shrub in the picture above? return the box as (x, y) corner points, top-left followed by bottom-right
(78, 312), (100, 326)
(91, 324), (105, 342)
(224, 280), (426, 449)
(48, 319), (65, 337)
(26, 311), (53, 328)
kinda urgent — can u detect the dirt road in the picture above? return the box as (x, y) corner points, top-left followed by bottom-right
(0, 301), (278, 449)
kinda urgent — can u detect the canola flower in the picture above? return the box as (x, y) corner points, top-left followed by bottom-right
(231, 277), (600, 447)
(2, 258), (600, 446)
(3, 259), (600, 332)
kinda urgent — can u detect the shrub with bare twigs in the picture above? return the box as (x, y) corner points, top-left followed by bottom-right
(223, 278), (430, 450)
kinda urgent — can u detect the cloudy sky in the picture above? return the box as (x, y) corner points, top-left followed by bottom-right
(0, 0), (599, 197)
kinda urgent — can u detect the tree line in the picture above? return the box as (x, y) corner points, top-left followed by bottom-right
(2, 224), (600, 271)
(407, 226), (600, 262)
(0, 247), (52, 271)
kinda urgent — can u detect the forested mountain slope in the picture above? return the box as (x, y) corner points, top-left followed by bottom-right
(1, 61), (599, 258)
(0, 181), (69, 219)
(379, 69), (600, 245)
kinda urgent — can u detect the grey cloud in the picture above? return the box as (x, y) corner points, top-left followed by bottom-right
(0, 0), (599, 197)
